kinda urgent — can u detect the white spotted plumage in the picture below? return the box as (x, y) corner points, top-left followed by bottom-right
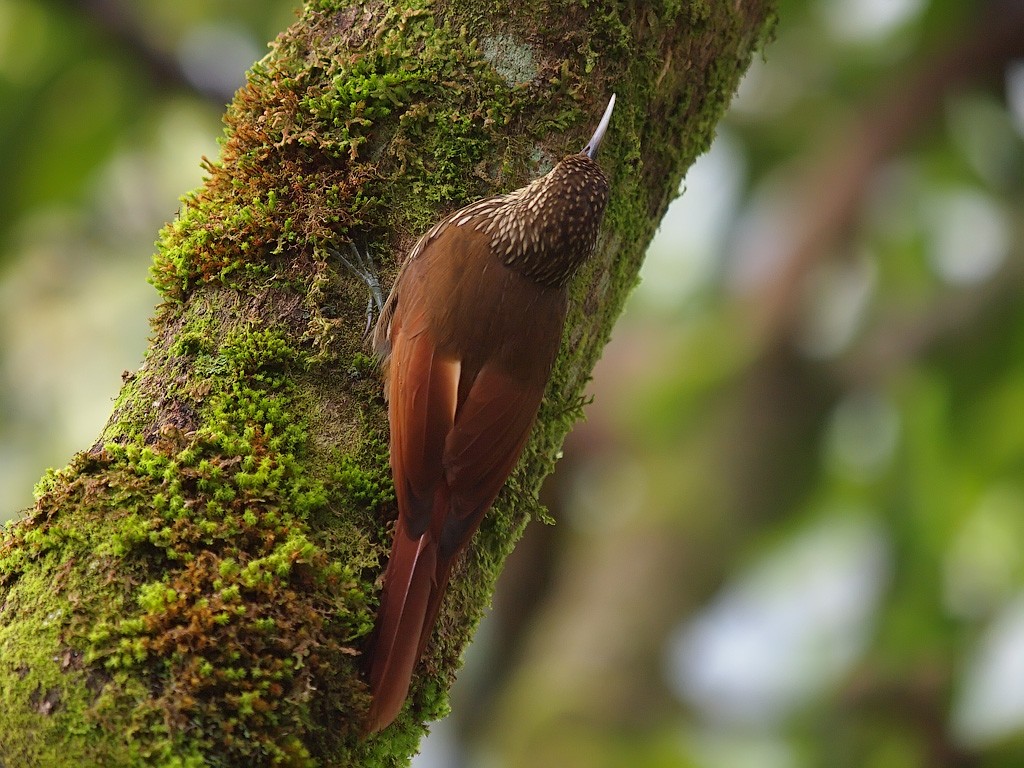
(403, 154), (608, 289)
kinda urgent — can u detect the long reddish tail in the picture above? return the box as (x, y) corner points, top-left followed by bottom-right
(365, 519), (453, 734)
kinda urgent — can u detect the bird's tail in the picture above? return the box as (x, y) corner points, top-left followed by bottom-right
(365, 518), (452, 734)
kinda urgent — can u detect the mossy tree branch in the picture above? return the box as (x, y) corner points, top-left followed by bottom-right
(0, 0), (774, 765)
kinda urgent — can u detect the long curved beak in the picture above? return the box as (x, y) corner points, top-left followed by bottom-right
(583, 94), (616, 159)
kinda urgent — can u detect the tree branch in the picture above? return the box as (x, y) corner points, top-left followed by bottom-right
(73, 0), (238, 104)
(0, 1), (774, 764)
(752, 0), (1024, 352)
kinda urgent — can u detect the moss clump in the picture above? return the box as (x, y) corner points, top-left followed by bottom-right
(0, 319), (389, 764)
(92, 540), (357, 766)
(89, 327), (379, 760)
(149, 3), (533, 306)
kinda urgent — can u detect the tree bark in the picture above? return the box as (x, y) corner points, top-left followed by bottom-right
(0, 0), (774, 765)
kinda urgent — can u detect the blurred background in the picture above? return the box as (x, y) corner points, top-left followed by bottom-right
(3, 0), (1024, 766)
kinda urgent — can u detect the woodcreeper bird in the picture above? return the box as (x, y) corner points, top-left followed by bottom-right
(365, 95), (616, 733)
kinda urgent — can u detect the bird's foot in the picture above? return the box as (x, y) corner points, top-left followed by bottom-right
(332, 242), (384, 336)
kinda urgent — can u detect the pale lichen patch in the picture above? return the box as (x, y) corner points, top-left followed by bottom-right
(481, 34), (540, 86)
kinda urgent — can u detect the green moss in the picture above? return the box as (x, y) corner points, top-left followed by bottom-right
(147, 0), (644, 311)
(149, 1), (531, 306)
(0, 307), (385, 763)
(0, 451), (223, 766)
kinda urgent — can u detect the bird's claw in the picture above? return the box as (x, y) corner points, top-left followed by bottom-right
(332, 243), (384, 336)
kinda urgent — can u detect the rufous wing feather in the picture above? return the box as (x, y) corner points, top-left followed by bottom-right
(441, 364), (548, 557)
(364, 515), (438, 734)
(365, 359), (549, 732)
(387, 310), (458, 533)
(410, 363), (549, 664)
(365, 313), (459, 733)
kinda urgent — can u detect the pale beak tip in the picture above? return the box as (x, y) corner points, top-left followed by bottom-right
(583, 93), (616, 159)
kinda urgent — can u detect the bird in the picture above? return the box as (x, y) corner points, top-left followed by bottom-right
(364, 94), (616, 734)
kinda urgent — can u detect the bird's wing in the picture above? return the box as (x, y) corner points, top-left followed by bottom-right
(366, 296), (461, 733)
(386, 304), (460, 537)
(438, 363), (547, 559)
